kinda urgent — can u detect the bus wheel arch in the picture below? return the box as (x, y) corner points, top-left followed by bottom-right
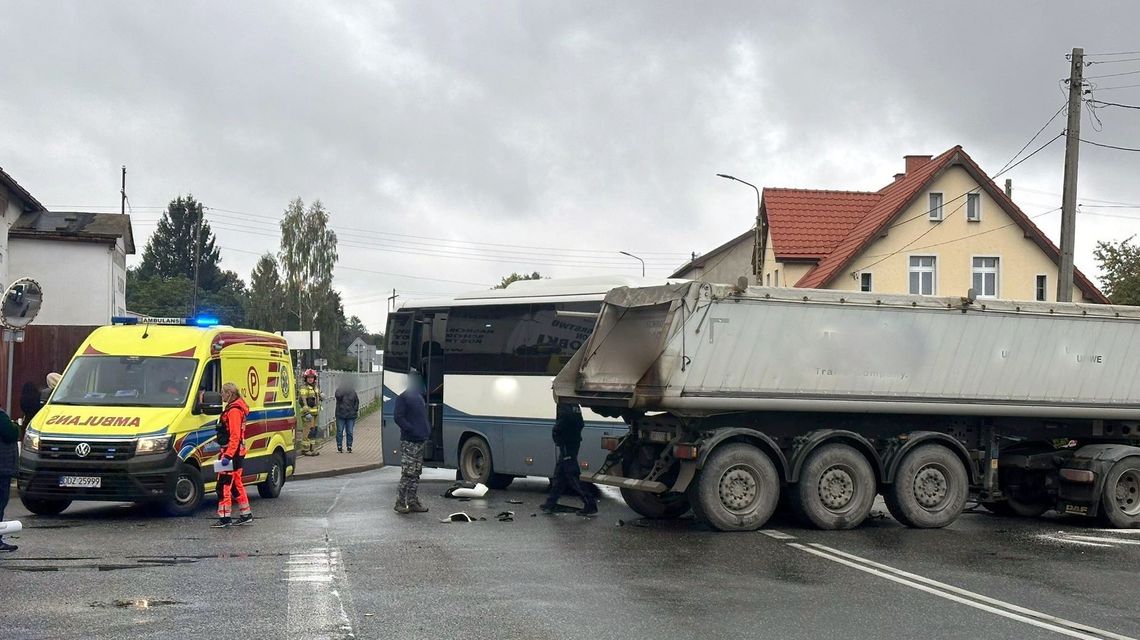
(458, 433), (513, 490)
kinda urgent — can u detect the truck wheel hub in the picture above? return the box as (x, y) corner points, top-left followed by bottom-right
(913, 465), (948, 508)
(818, 467), (854, 510)
(719, 466), (758, 511)
(1115, 469), (1140, 516)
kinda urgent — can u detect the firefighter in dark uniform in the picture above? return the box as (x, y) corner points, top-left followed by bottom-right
(542, 402), (598, 515)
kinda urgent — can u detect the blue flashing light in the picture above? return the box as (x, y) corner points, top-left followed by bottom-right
(194, 316), (220, 327)
(111, 316), (140, 325)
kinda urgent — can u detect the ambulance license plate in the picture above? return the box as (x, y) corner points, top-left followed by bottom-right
(59, 476), (101, 488)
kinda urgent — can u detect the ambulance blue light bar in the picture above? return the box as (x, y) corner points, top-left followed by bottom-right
(111, 316), (221, 327)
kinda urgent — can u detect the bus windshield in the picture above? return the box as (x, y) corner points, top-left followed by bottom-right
(51, 356), (198, 407)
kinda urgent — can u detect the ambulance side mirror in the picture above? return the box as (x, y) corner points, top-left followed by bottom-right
(197, 391), (224, 416)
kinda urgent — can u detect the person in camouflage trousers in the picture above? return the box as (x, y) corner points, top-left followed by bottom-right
(393, 371), (430, 514)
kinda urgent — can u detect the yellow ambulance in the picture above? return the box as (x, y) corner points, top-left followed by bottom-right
(18, 316), (297, 516)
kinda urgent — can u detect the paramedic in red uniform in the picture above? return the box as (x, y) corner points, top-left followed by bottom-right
(212, 382), (253, 528)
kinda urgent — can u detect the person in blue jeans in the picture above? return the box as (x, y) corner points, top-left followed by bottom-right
(334, 381), (359, 453)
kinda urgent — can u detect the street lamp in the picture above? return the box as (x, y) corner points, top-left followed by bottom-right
(619, 251), (645, 277)
(716, 173), (767, 282)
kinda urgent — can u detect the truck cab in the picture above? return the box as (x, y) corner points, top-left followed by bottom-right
(18, 316), (297, 516)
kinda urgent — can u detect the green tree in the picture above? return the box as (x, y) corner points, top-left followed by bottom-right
(126, 268), (248, 326)
(494, 271), (543, 289)
(248, 253), (288, 332)
(279, 198), (339, 365)
(137, 195), (223, 290)
(1094, 236), (1140, 305)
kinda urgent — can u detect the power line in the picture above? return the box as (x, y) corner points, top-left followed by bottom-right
(1087, 99), (1140, 110)
(217, 244), (492, 286)
(1080, 138), (1140, 152)
(1083, 50), (1140, 57)
(995, 103), (1066, 176)
(1084, 68), (1140, 80)
(1092, 82), (1140, 92)
(855, 208), (1062, 261)
(1086, 56), (1140, 65)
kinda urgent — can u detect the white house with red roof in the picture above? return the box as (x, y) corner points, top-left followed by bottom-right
(673, 146), (1108, 304)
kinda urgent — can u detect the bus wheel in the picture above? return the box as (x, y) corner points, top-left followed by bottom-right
(692, 443), (779, 532)
(20, 496), (71, 516)
(791, 443), (876, 530)
(258, 451), (287, 499)
(459, 437), (513, 490)
(164, 463), (204, 517)
(1100, 458), (1140, 528)
(885, 444), (967, 529)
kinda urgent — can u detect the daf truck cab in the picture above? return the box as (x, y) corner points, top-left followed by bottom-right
(18, 316), (297, 516)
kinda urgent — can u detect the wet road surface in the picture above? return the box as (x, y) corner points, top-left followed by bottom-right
(3, 468), (1139, 640)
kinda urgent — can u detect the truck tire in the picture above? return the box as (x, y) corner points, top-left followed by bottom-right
(19, 496), (71, 516)
(791, 443), (876, 530)
(1100, 458), (1140, 528)
(621, 453), (689, 519)
(258, 451), (287, 499)
(692, 443), (779, 532)
(163, 463), (204, 517)
(885, 444), (968, 529)
(459, 437), (513, 490)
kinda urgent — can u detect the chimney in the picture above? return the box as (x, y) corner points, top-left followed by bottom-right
(904, 154), (933, 175)
(893, 172), (906, 183)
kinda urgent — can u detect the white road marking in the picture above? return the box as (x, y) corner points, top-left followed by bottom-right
(326, 479), (351, 515)
(759, 529), (797, 540)
(286, 531), (355, 639)
(789, 542), (1136, 640)
(1037, 530), (1140, 549)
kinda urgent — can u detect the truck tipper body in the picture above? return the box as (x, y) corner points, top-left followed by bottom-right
(553, 282), (1140, 531)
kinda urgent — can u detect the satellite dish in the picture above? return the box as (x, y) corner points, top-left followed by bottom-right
(1, 278), (43, 330)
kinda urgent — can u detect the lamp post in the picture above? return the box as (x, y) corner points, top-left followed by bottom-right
(716, 173), (766, 282)
(619, 251), (645, 277)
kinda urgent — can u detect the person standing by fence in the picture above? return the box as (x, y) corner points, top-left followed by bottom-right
(334, 381), (359, 453)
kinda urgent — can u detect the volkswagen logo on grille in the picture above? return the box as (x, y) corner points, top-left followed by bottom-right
(75, 442), (92, 458)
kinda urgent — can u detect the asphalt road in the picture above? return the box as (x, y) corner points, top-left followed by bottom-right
(3, 468), (1140, 640)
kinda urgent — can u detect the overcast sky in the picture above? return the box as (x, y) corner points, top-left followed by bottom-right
(2, 2), (1139, 332)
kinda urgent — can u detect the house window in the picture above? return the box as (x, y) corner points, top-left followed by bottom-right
(859, 272), (872, 292)
(774, 269), (780, 287)
(928, 193), (944, 221)
(766, 273), (771, 286)
(972, 257), (1000, 298)
(909, 256), (937, 295)
(1036, 275), (1047, 302)
(967, 193), (981, 222)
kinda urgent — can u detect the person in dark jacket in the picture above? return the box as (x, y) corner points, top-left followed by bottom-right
(0, 409), (19, 551)
(393, 371), (430, 514)
(542, 403), (598, 515)
(334, 381), (360, 453)
(19, 382), (42, 430)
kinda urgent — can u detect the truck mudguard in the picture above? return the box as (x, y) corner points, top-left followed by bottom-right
(883, 431), (978, 485)
(695, 428), (791, 482)
(788, 429), (884, 485)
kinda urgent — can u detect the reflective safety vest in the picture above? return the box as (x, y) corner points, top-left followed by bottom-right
(298, 384), (320, 418)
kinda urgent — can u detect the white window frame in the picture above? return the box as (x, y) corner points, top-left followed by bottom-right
(908, 255), (938, 296)
(971, 255), (1001, 299)
(1035, 274), (1048, 302)
(859, 272), (873, 292)
(928, 192), (944, 221)
(966, 192), (982, 222)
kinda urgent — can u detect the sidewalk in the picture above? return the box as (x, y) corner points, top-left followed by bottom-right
(291, 409), (385, 481)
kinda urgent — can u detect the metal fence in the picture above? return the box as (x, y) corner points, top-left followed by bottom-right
(315, 370), (383, 431)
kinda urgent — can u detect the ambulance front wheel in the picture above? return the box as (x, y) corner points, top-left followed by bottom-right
(163, 463), (204, 517)
(20, 496), (71, 516)
(258, 451), (286, 499)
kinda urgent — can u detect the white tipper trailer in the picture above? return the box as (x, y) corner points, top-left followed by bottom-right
(552, 281), (1140, 532)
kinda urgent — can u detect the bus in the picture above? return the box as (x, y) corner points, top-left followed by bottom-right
(381, 275), (674, 487)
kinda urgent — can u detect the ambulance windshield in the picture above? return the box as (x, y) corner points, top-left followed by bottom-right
(52, 356), (198, 408)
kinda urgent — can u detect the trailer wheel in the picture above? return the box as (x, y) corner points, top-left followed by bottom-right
(458, 437), (513, 490)
(693, 443), (779, 532)
(885, 444), (968, 529)
(621, 453), (689, 519)
(1100, 458), (1140, 529)
(791, 443), (876, 530)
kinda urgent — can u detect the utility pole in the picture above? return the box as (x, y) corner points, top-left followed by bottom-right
(1057, 46), (1083, 303)
(120, 166), (127, 216)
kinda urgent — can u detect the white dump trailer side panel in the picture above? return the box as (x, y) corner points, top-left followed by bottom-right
(565, 283), (1140, 419)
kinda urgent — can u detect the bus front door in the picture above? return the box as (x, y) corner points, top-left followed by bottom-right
(415, 312), (447, 463)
